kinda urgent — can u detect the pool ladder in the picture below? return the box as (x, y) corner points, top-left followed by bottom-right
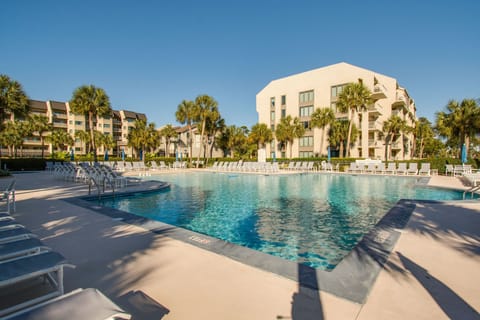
(463, 185), (480, 199)
(88, 176), (115, 199)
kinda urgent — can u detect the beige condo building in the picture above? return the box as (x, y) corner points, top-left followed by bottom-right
(6, 99), (146, 158)
(256, 62), (417, 161)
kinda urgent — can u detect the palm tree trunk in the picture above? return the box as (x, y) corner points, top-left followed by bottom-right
(41, 136), (45, 158)
(419, 138), (424, 159)
(411, 134), (417, 158)
(188, 124), (193, 164)
(465, 135), (470, 156)
(346, 109), (354, 157)
(320, 128), (325, 157)
(339, 140), (344, 158)
(289, 141), (293, 159)
(384, 137), (389, 161)
(89, 112), (97, 162)
(196, 121), (206, 168)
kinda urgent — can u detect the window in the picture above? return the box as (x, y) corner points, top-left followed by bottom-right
(281, 109), (286, 119)
(103, 124), (110, 128)
(331, 84), (347, 98)
(299, 90), (314, 104)
(69, 120), (73, 124)
(299, 106), (314, 117)
(75, 121), (83, 126)
(271, 124), (275, 131)
(270, 111), (275, 122)
(270, 140), (275, 149)
(301, 121), (310, 129)
(270, 97), (275, 108)
(299, 136), (313, 147)
(281, 95), (286, 105)
(299, 151), (314, 158)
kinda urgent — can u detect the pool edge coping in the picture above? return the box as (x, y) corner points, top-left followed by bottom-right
(63, 188), (474, 304)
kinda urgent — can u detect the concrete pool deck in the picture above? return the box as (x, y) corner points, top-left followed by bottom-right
(2, 171), (479, 319)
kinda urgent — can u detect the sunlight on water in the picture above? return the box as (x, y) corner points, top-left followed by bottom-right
(98, 172), (465, 270)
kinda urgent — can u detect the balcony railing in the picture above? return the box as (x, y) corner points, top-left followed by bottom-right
(371, 84), (387, 100)
(368, 120), (381, 130)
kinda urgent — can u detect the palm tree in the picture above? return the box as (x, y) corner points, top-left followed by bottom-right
(328, 120), (358, 158)
(310, 107), (335, 157)
(413, 117), (434, 159)
(435, 98), (480, 157)
(205, 116), (225, 160)
(97, 133), (116, 158)
(75, 130), (91, 154)
(159, 124), (178, 157)
(335, 82), (372, 157)
(194, 95), (218, 167)
(69, 85), (112, 162)
(127, 120), (159, 159)
(275, 115), (305, 159)
(0, 74), (29, 127)
(175, 99), (198, 164)
(0, 121), (26, 157)
(249, 123), (273, 150)
(46, 129), (74, 153)
(220, 125), (248, 158)
(29, 114), (52, 158)
(382, 115), (407, 161)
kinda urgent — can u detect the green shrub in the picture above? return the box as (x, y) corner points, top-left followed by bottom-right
(0, 158), (49, 171)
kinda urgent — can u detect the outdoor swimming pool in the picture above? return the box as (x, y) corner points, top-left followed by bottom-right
(98, 172), (466, 270)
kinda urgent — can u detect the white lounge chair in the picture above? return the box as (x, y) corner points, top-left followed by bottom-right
(0, 227), (37, 244)
(0, 219), (24, 232)
(445, 164), (454, 176)
(285, 162), (295, 171)
(4, 288), (131, 320)
(384, 163), (396, 175)
(396, 163), (408, 175)
(364, 163), (377, 174)
(375, 163), (385, 174)
(0, 237), (50, 261)
(406, 163), (418, 175)
(1, 180), (16, 214)
(0, 251), (75, 317)
(418, 163), (431, 176)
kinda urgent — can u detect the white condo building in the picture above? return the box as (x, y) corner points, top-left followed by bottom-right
(256, 62), (417, 160)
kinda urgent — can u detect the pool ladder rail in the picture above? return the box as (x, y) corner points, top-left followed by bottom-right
(463, 184), (480, 200)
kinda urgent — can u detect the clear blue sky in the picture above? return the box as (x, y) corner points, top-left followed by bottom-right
(1, 0), (478, 128)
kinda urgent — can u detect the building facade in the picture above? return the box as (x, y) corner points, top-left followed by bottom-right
(7, 99), (146, 158)
(256, 62), (417, 160)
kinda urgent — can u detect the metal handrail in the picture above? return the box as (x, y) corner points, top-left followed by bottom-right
(463, 185), (480, 200)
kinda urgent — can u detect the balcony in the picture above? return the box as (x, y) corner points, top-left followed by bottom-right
(53, 113), (67, 119)
(392, 94), (408, 110)
(368, 120), (382, 130)
(391, 142), (402, 150)
(335, 111), (348, 119)
(368, 103), (383, 116)
(370, 84), (387, 100)
(53, 122), (67, 129)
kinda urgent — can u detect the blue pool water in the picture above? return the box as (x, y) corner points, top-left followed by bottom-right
(98, 172), (467, 270)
